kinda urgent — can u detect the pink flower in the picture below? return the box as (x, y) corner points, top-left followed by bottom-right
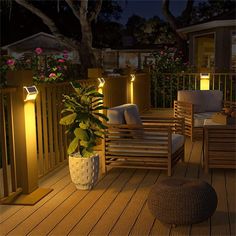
(63, 50), (68, 59)
(160, 51), (164, 55)
(49, 73), (56, 78)
(58, 59), (65, 63)
(35, 47), (43, 55)
(7, 59), (15, 66)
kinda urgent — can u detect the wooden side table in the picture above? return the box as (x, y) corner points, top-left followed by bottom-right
(203, 120), (236, 173)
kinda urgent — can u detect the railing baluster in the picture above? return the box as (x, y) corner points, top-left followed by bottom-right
(224, 74), (227, 101)
(8, 93), (17, 192)
(0, 94), (9, 197)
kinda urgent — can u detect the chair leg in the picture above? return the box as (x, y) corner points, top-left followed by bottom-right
(167, 166), (172, 176)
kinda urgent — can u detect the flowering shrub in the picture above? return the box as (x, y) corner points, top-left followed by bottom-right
(151, 47), (190, 73)
(149, 47), (193, 108)
(0, 48), (71, 86)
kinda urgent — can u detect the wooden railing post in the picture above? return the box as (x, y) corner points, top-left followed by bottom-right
(7, 70), (38, 194)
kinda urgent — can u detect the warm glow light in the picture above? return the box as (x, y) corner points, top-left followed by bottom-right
(130, 74), (135, 82)
(200, 73), (210, 90)
(97, 77), (105, 88)
(23, 86), (38, 101)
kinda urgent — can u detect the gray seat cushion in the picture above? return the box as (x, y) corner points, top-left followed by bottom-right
(194, 112), (216, 127)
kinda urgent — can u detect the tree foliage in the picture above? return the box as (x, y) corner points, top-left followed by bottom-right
(1, 0), (122, 75)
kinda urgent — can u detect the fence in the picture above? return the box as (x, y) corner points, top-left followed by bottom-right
(0, 88), (22, 200)
(103, 73), (150, 112)
(151, 73), (236, 108)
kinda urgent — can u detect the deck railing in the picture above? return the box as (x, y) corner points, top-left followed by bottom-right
(36, 80), (98, 177)
(152, 73), (236, 108)
(0, 87), (22, 200)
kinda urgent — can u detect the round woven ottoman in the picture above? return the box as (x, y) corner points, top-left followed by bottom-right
(147, 178), (217, 226)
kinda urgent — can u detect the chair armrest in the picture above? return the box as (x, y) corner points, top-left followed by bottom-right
(140, 117), (185, 135)
(174, 100), (194, 122)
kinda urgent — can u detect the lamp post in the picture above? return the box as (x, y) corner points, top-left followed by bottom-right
(22, 85), (39, 193)
(200, 73), (210, 90)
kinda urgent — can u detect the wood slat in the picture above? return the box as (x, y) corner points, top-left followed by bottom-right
(46, 87), (54, 170)
(41, 87), (49, 173)
(0, 94), (9, 197)
(52, 87), (59, 166)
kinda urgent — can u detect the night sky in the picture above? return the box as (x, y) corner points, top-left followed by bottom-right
(116, 0), (204, 24)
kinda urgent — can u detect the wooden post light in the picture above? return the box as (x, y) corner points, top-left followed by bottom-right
(6, 71), (52, 203)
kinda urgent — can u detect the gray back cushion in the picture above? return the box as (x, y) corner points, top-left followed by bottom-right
(178, 90), (223, 113)
(124, 104), (142, 125)
(203, 90), (223, 112)
(107, 104), (135, 124)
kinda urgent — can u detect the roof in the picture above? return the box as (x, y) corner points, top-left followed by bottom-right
(2, 32), (72, 53)
(178, 9), (236, 35)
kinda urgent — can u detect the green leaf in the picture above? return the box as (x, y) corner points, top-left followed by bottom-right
(60, 113), (77, 125)
(80, 140), (89, 147)
(82, 149), (93, 158)
(94, 112), (109, 121)
(74, 128), (89, 141)
(67, 137), (79, 155)
(61, 108), (74, 113)
(92, 106), (108, 111)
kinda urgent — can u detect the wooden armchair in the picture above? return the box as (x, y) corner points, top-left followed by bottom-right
(174, 90), (236, 141)
(204, 125), (236, 173)
(104, 114), (185, 176)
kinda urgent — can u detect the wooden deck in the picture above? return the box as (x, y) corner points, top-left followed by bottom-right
(0, 138), (235, 236)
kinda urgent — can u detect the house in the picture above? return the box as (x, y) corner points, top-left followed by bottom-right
(2, 32), (79, 62)
(177, 10), (236, 72)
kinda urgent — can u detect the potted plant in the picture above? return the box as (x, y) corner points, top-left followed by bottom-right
(60, 82), (108, 190)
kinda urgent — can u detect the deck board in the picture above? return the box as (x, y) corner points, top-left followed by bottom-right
(0, 137), (235, 236)
(89, 170), (153, 236)
(211, 170), (231, 236)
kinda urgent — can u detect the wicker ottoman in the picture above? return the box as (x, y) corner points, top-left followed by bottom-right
(147, 178), (217, 226)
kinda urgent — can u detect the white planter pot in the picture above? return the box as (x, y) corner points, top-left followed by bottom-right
(69, 153), (99, 190)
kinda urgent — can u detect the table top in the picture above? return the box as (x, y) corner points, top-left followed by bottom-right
(203, 119), (223, 126)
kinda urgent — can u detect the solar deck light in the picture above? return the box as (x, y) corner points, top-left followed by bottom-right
(23, 86), (38, 101)
(130, 74), (136, 104)
(130, 74), (136, 82)
(200, 73), (210, 90)
(97, 77), (105, 88)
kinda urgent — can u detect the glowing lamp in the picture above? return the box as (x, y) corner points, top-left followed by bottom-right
(97, 77), (105, 88)
(23, 86), (38, 101)
(200, 73), (210, 90)
(130, 74), (135, 82)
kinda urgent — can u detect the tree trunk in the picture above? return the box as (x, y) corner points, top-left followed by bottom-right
(79, 19), (99, 75)
(162, 0), (193, 61)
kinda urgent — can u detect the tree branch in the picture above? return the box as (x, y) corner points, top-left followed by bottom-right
(15, 0), (79, 49)
(162, 0), (180, 29)
(181, 0), (194, 23)
(162, 0), (186, 39)
(88, 0), (103, 22)
(65, 0), (81, 21)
